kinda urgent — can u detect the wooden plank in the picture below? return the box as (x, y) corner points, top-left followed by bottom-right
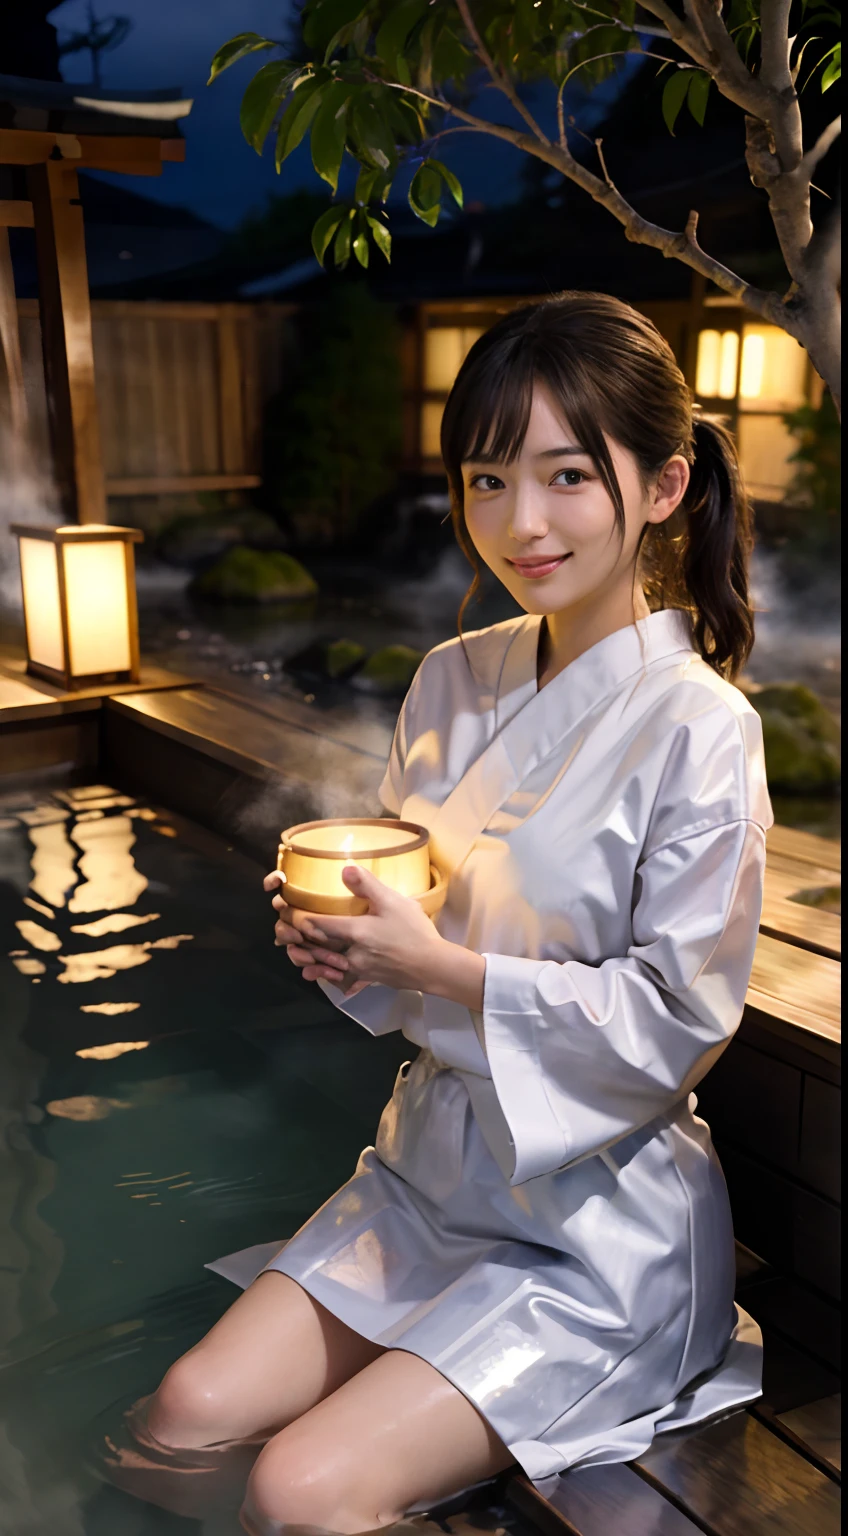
(717, 1143), (841, 1300)
(767, 825), (841, 876)
(744, 1274), (841, 1376)
(761, 864), (840, 960)
(633, 1412), (840, 1536)
(696, 1040), (802, 1177)
(0, 129), (181, 173)
(0, 200), (34, 228)
(0, 227), (28, 440)
(747, 933), (840, 1046)
(799, 1076), (841, 1202)
(510, 1464), (703, 1536)
(217, 308), (246, 474)
(106, 473), (262, 495)
(778, 1395), (841, 1475)
(27, 160), (106, 523)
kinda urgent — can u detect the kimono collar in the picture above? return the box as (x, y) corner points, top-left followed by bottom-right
(495, 607), (696, 732)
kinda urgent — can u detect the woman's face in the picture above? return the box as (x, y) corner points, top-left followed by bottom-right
(461, 384), (686, 618)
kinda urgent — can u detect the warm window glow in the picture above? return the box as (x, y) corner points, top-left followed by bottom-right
(63, 537), (132, 676)
(421, 399), (445, 459)
(423, 325), (485, 391)
(695, 329), (738, 399)
(19, 537), (64, 672)
(736, 414), (799, 500)
(739, 324), (808, 408)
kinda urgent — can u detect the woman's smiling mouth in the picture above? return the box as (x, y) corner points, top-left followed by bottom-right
(506, 554), (573, 579)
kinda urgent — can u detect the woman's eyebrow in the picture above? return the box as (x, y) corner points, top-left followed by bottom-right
(535, 445), (586, 458)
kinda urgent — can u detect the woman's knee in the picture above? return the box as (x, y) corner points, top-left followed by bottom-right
(148, 1349), (234, 1448)
(242, 1428), (395, 1534)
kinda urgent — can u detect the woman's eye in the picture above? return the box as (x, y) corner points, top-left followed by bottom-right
(469, 473), (504, 492)
(552, 468), (586, 487)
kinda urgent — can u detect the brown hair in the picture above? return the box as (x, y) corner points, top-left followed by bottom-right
(440, 292), (755, 680)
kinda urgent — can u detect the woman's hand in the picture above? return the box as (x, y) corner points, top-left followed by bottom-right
(263, 872), (360, 991)
(265, 865), (447, 997)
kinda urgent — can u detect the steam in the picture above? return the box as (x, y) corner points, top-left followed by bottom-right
(0, 426), (60, 612)
(746, 546), (840, 710)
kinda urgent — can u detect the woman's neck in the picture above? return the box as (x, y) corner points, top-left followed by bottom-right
(538, 583), (650, 688)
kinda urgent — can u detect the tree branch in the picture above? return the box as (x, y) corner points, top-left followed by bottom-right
(759, 0), (794, 96)
(802, 115), (842, 177)
(384, 80), (793, 335)
(453, 0), (551, 145)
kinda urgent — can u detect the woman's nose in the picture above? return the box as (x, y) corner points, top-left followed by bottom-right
(508, 484), (549, 542)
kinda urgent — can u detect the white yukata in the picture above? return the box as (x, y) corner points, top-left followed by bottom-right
(210, 606), (773, 1494)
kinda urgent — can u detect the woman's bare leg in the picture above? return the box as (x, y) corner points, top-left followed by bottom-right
(148, 1272), (384, 1449)
(242, 1347), (515, 1535)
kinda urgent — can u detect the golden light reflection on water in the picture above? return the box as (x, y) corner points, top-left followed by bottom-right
(12, 956), (46, 976)
(46, 1096), (131, 1121)
(76, 1041), (150, 1060)
(81, 1002), (141, 1016)
(27, 814), (77, 909)
(71, 912), (161, 938)
(69, 816), (148, 914)
(56, 935), (192, 985)
(15, 919), (62, 952)
(23, 896), (54, 920)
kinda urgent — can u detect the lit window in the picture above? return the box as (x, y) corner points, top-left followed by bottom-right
(736, 415), (801, 501)
(420, 400), (445, 459)
(738, 324), (808, 410)
(423, 326), (485, 391)
(695, 329), (739, 399)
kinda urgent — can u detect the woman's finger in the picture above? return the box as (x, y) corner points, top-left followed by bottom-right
(302, 962), (347, 984)
(287, 943), (347, 970)
(263, 871), (285, 893)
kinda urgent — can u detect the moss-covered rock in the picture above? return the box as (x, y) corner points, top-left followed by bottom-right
(190, 546), (318, 604)
(325, 638), (368, 679)
(744, 682), (840, 793)
(285, 636), (367, 682)
(158, 508), (287, 568)
(352, 644), (425, 695)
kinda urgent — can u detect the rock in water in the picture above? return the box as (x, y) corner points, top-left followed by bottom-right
(190, 547), (318, 604)
(744, 682), (840, 793)
(351, 644), (425, 695)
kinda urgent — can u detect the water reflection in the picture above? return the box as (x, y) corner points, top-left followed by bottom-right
(76, 1041), (149, 1060)
(69, 815), (148, 914)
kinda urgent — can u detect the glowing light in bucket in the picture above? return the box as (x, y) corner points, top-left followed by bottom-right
(277, 820), (432, 913)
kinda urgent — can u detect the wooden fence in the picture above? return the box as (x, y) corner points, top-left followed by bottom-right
(8, 298), (294, 506)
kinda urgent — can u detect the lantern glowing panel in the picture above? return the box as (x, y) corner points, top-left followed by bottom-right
(277, 819), (440, 917)
(12, 523), (143, 690)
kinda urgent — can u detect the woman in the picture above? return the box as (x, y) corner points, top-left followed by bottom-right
(148, 293), (772, 1534)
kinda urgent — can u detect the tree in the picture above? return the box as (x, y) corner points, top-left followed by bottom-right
(210, 2), (842, 410)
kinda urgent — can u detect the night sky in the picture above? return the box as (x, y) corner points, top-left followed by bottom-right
(47, 0), (631, 229)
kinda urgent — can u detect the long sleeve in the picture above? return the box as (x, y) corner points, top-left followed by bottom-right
(481, 816), (767, 1185)
(317, 673), (423, 1034)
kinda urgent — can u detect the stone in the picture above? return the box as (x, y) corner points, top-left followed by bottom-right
(190, 547), (318, 604)
(158, 508), (287, 568)
(743, 682), (840, 794)
(351, 644), (425, 695)
(284, 637), (367, 682)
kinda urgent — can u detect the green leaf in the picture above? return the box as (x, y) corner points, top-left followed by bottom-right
(351, 97), (398, 172)
(208, 32), (275, 85)
(310, 82), (351, 193)
(662, 69), (692, 135)
(366, 214), (392, 262)
(822, 42), (841, 91)
(687, 71), (711, 127)
(240, 60), (298, 151)
(333, 209), (355, 267)
(274, 73), (326, 169)
(432, 24), (471, 83)
(311, 204), (348, 266)
(302, 0), (366, 54)
(426, 156), (463, 208)
(353, 230), (370, 268)
(375, 0), (431, 76)
(409, 163), (442, 227)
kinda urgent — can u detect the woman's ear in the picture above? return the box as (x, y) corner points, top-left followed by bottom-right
(646, 455), (690, 526)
